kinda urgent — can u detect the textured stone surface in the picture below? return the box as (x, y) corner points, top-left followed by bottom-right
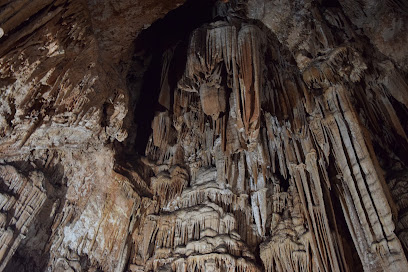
(0, 0), (408, 271)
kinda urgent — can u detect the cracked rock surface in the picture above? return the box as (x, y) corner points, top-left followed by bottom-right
(0, 0), (408, 271)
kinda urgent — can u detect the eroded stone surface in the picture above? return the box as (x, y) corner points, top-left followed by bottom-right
(0, 0), (408, 271)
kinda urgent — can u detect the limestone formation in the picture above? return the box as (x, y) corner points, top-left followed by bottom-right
(0, 0), (408, 271)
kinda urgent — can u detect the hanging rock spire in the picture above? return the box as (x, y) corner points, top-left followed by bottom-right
(1, 0), (408, 271)
(135, 0), (408, 271)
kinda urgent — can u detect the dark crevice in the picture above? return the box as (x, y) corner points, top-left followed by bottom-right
(4, 160), (67, 272)
(117, 0), (216, 158)
(326, 152), (364, 272)
(335, 93), (390, 248)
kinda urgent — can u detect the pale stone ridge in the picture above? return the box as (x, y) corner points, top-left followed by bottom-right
(0, 0), (407, 271)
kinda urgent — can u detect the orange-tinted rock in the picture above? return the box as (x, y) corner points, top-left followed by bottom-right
(1, 0), (408, 271)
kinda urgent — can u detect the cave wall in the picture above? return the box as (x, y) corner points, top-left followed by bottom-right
(0, 0), (408, 271)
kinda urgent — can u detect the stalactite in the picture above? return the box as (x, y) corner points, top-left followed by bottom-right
(2, 0), (406, 271)
(131, 1), (408, 270)
(130, 0), (406, 271)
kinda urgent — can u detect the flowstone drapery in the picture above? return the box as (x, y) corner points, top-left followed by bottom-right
(127, 1), (408, 271)
(1, 0), (408, 271)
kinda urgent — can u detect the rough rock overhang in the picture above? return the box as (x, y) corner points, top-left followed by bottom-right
(0, 0), (408, 271)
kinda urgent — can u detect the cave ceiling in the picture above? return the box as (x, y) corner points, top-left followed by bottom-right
(0, 0), (408, 271)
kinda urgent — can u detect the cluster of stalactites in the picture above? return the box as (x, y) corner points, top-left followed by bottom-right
(175, 20), (265, 151)
(142, 3), (408, 271)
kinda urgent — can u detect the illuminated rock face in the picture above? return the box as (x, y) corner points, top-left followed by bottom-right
(0, 0), (408, 271)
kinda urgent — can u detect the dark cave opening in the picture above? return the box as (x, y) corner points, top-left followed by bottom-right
(123, 0), (216, 156)
(326, 153), (364, 272)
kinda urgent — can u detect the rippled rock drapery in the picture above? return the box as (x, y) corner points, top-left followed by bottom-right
(1, 0), (408, 271)
(131, 2), (408, 271)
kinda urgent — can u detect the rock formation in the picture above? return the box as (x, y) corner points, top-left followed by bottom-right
(0, 0), (408, 271)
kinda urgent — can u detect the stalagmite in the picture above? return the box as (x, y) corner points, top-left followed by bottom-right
(1, 0), (408, 271)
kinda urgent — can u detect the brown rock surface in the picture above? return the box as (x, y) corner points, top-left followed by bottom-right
(0, 0), (408, 271)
